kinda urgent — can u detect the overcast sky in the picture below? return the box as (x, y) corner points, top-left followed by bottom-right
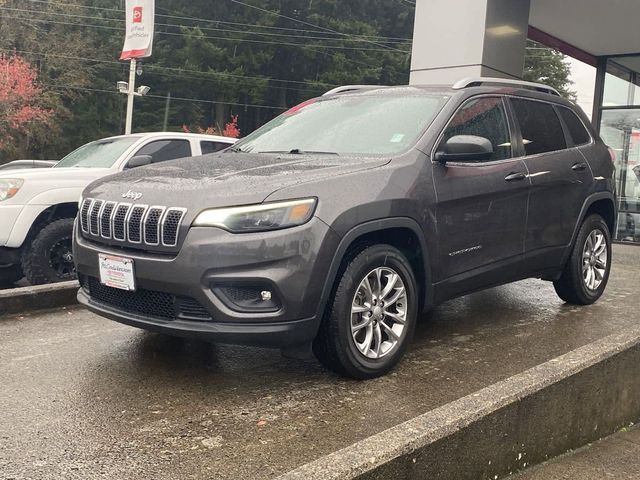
(568, 57), (596, 119)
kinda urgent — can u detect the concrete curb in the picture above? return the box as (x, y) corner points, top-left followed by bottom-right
(0, 281), (79, 317)
(280, 326), (640, 480)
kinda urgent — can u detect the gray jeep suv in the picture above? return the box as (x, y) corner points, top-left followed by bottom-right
(74, 78), (616, 379)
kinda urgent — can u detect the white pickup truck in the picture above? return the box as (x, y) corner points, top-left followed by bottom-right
(0, 132), (235, 286)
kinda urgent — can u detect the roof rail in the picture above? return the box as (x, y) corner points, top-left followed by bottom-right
(452, 77), (561, 96)
(322, 85), (387, 96)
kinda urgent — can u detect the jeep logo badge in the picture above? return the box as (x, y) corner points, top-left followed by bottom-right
(122, 190), (143, 201)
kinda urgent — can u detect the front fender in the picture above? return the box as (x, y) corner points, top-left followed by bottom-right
(314, 217), (433, 322)
(6, 187), (82, 248)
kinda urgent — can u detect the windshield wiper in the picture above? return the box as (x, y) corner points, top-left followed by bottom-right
(259, 149), (338, 155)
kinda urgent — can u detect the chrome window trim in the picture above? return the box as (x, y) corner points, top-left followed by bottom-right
(431, 94), (595, 166)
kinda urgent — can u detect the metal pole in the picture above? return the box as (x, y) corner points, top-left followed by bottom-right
(163, 91), (171, 131)
(124, 58), (137, 134)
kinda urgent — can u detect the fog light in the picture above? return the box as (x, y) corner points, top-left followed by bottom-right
(261, 290), (272, 301)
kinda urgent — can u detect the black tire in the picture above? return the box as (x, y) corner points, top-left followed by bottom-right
(0, 264), (23, 287)
(313, 244), (418, 379)
(553, 214), (611, 305)
(22, 217), (77, 286)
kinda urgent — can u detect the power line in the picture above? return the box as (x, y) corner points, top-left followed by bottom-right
(0, 12), (410, 53)
(19, 0), (412, 42)
(226, 0), (409, 54)
(43, 83), (288, 110)
(1, 6), (411, 45)
(0, 47), (337, 91)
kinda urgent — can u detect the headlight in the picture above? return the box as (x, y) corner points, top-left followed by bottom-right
(0, 178), (24, 202)
(193, 198), (317, 233)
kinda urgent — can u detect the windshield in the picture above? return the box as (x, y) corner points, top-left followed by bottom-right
(232, 94), (448, 156)
(55, 137), (140, 168)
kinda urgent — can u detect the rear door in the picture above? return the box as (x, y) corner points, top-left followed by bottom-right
(432, 96), (530, 284)
(508, 97), (594, 269)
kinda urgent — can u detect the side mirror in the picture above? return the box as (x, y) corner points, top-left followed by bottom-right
(434, 135), (493, 163)
(126, 155), (153, 169)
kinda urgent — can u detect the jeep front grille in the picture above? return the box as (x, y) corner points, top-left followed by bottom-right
(80, 198), (186, 248)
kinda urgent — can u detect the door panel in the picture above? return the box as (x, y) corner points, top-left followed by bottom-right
(509, 98), (594, 268)
(432, 96), (529, 281)
(433, 159), (529, 280)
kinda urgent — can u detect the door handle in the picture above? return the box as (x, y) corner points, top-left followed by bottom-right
(572, 162), (588, 171)
(504, 172), (527, 182)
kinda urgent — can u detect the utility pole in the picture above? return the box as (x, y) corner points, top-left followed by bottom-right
(124, 58), (137, 135)
(163, 91), (171, 131)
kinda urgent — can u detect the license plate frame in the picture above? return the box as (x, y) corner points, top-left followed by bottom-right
(98, 253), (136, 291)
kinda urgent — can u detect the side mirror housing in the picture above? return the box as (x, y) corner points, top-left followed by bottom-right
(434, 135), (494, 163)
(126, 155), (153, 169)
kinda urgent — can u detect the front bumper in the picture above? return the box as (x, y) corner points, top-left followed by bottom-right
(74, 217), (339, 348)
(0, 204), (24, 246)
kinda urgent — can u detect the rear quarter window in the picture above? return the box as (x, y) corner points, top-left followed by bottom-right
(511, 98), (567, 156)
(557, 107), (591, 146)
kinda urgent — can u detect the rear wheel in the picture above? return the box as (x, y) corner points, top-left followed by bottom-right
(22, 217), (77, 285)
(313, 244), (418, 379)
(553, 214), (611, 305)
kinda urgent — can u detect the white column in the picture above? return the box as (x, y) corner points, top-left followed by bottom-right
(410, 0), (531, 85)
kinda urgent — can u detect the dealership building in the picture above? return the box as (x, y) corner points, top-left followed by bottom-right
(411, 0), (640, 244)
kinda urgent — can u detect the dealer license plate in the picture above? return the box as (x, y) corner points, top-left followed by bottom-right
(98, 254), (136, 291)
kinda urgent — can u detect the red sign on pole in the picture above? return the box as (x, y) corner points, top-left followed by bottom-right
(133, 6), (143, 23)
(120, 0), (154, 60)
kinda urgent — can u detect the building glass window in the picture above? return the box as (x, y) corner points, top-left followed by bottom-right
(599, 55), (640, 243)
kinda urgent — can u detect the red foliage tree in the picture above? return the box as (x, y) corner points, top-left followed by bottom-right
(223, 115), (241, 138)
(0, 53), (53, 152)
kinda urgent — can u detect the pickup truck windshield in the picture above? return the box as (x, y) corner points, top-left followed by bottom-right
(232, 94), (448, 156)
(55, 137), (140, 168)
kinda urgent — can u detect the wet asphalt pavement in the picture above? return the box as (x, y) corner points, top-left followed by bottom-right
(1, 245), (639, 480)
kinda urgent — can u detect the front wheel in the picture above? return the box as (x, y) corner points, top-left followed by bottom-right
(553, 214), (612, 305)
(313, 244), (418, 379)
(22, 217), (77, 286)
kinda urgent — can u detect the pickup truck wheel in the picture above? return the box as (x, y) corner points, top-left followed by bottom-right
(0, 264), (23, 287)
(313, 244), (417, 379)
(553, 214), (611, 305)
(22, 217), (77, 286)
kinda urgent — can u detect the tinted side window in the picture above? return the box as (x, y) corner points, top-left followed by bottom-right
(557, 107), (591, 146)
(511, 99), (566, 155)
(438, 97), (511, 161)
(201, 141), (231, 154)
(135, 140), (191, 163)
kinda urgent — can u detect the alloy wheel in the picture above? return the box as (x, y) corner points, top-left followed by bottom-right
(582, 229), (607, 291)
(350, 267), (407, 359)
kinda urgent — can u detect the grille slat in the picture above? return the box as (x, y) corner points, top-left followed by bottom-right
(100, 201), (116, 239)
(89, 200), (103, 236)
(80, 198), (186, 249)
(80, 199), (92, 233)
(162, 208), (186, 247)
(143, 207), (165, 245)
(127, 205), (147, 243)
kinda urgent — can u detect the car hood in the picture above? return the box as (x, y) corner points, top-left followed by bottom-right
(84, 152), (391, 209)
